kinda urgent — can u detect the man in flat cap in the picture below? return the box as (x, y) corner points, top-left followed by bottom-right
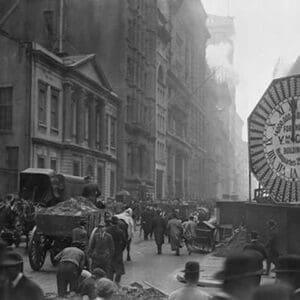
(275, 255), (300, 300)
(169, 261), (210, 300)
(0, 251), (44, 300)
(213, 252), (263, 300)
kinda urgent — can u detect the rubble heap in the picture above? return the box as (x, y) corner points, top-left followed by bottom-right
(39, 196), (98, 216)
(45, 282), (168, 300)
(213, 226), (247, 257)
(113, 282), (168, 300)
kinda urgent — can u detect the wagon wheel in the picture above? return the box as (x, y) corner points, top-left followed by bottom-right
(28, 226), (47, 271)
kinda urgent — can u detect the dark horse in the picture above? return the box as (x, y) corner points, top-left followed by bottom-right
(116, 218), (132, 262)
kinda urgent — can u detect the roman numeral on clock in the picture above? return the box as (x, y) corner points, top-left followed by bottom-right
(276, 162), (285, 174)
(290, 168), (299, 179)
(267, 150), (276, 164)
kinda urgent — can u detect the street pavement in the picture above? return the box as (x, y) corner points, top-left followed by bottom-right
(15, 231), (275, 297)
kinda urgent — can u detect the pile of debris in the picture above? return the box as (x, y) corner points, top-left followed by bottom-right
(113, 282), (168, 300)
(39, 197), (98, 216)
(213, 226), (248, 257)
(45, 282), (168, 300)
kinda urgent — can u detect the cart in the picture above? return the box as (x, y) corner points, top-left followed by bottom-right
(190, 221), (216, 253)
(29, 206), (101, 271)
(19, 168), (102, 271)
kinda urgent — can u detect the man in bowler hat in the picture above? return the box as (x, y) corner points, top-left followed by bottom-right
(275, 255), (300, 300)
(0, 251), (44, 300)
(213, 253), (263, 300)
(168, 261), (210, 300)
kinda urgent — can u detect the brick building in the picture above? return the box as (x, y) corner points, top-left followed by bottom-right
(0, 30), (119, 198)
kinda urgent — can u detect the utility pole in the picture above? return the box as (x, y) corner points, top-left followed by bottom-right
(59, 0), (64, 53)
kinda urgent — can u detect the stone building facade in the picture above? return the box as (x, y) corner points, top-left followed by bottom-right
(163, 0), (209, 200)
(0, 30), (119, 198)
(0, 0), (222, 202)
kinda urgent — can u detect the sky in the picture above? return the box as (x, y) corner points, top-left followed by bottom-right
(202, 0), (300, 139)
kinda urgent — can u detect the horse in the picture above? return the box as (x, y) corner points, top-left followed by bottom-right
(115, 208), (134, 262)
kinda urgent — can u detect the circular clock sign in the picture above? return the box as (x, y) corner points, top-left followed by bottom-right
(248, 75), (300, 203)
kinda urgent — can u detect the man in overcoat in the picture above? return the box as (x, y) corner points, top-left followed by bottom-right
(106, 216), (127, 284)
(167, 213), (183, 256)
(88, 221), (115, 280)
(152, 210), (167, 254)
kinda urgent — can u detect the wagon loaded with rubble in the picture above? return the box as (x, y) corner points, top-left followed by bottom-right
(21, 169), (102, 271)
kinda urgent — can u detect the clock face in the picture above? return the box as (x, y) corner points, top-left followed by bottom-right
(249, 75), (300, 203)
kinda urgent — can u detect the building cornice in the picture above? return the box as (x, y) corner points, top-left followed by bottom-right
(32, 137), (117, 163)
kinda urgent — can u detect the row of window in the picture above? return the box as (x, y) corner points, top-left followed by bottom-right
(126, 96), (152, 128)
(126, 144), (151, 177)
(157, 110), (166, 133)
(156, 141), (165, 162)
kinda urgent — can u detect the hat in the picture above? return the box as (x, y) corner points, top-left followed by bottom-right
(0, 251), (23, 267)
(111, 216), (119, 225)
(250, 231), (259, 241)
(215, 253), (263, 280)
(274, 255), (300, 273)
(95, 278), (116, 297)
(181, 261), (202, 273)
(92, 268), (107, 278)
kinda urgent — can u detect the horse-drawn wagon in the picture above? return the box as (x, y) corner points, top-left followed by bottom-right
(19, 168), (102, 271)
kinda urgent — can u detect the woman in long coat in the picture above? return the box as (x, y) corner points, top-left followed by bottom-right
(152, 210), (166, 254)
(167, 213), (183, 256)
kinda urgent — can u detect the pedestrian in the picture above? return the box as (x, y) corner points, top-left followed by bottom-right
(72, 219), (88, 251)
(152, 210), (167, 255)
(274, 255), (300, 300)
(265, 219), (279, 275)
(141, 207), (153, 240)
(167, 213), (183, 256)
(106, 216), (127, 285)
(0, 251), (44, 300)
(79, 268), (107, 300)
(212, 252), (263, 300)
(54, 243), (86, 297)
(251, 284), (291, 300)
(94, 278), (116, 300)
(88, 220), (115, 280)
(183, 215), (197, 255)
(169, 261), (210, 300)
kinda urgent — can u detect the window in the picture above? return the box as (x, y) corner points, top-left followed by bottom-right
(126, 96), (133, 123)
(38, 82), (47, 125)
(71, 99), (78, 139)
(127, 57), (134, 82)
(97, 166), (103, 191)
(110, 117), (116, 148)
(73, 160), (81, 176)
(127, 145), (133, 175)
(50, 158), (57, 171)
(96, 109), (101, 148)
(0, 87), (13, 130)
(105, 114), (109, 149)
(50, 88), (59, 131)
(110, 170), (115, 197)
(43, 10), (54, 36)
(86, 164), (94, 177)
(6, 147), (18, 169)
(37, 156), (45, 168)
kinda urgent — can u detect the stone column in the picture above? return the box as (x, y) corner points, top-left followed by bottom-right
(62, 81), (73, 143)
(89, 95), (96, 149)
(99, 99), (106, 152)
